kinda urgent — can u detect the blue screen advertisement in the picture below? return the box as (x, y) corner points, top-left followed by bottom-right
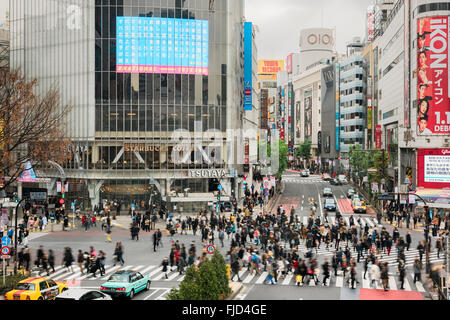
(116, 17), (209, 75)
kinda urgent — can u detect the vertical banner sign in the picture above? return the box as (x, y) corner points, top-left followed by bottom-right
(376, 125), (382, 149)
(56, 181), (62, 193)
(286, 53), (293, 74)
(416, 17), (450, 135)
(335, 64), (340, 151)
(244, 22), (253, 111)
(404, 0), (410, 128)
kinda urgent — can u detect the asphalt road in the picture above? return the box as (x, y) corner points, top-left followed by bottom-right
(19, 172), (442, 300)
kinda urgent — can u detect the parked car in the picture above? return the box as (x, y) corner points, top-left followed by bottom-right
(322, 187), (333, 197)
(100, 270), (151, 299)
(347, 189), (355, 198)
(324, 198), (337, 211)
(322, 173), (331, 181)
(353, 200), (367, 213)
(338, 175), (348, 184)
(55, 288), (112, 300)
(301, 170), (310, 177)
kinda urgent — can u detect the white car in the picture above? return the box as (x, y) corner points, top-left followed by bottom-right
(301, 170), (310, 177)
(338, 175), (348, 184)
(55, 288), (112, 301)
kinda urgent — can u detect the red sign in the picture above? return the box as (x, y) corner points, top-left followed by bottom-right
(1, 246), (11, 256)
(375, 125), (382, 149)
(417, 148), (450, 188)
(417, 17), (450, 135)
(286, 53), (293, 74)
(245, 89), (251, 95)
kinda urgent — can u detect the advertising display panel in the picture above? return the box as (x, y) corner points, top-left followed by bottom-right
(416, 17), (450, 135)
(417, 149), (450, 188)
(116, 17), (209, 75)
(244, 22), (253, 111)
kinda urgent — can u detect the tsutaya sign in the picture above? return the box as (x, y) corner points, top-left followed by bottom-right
(188, 169), (228, 178)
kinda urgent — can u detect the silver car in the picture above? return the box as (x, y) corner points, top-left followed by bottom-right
(55, 288), (113, 301)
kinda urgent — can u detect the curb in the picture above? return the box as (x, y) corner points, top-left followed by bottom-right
(227, 282), (244, 300)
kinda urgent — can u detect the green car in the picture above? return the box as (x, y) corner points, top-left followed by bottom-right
(100, 270), (151, 299)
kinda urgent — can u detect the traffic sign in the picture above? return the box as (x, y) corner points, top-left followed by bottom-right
(206, 245), (215, 254)
(377, 193), (394, 201)
(217, 185), (223, 190)
(1, 237), (10, 247)
(1, 246), (11, 256)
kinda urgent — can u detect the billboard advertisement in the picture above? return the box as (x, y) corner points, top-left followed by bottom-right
(244, 22), (253, 111)
(286, 53), (293, 74)
(299, 28), (334, 52)
(375, 125), (382, 149)
(416, 17), (450, 135)
(417, 149), (450, 188)
(304, 90), (313, 141)
(366, 6), (375, 43)
(258, 60), (284, 80)
(116, 17), (209, 75)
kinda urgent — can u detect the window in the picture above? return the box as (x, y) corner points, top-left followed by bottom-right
(39, 281), (48, 291)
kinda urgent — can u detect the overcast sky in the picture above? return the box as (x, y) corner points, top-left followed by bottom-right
(0, 1), (7, 26)
(0, 0), (375, 57)
(245, 0), (375, 60)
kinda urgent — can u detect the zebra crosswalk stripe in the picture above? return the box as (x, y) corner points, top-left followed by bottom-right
(243, 273), (256, 284)
(330, 216), (335, 224)
(403, 276), (412, 291)
(281, 274), (293, 285)
(140, 265), (158, 275)
(411, 274), (426, 292)
(255, 272), (268, 284)
(362, 277), (371, 289)
(388, 276), (397, 290)
(165, 272), (180, 281)
(303, 216), (308, 225)
(335, 276), (344, 287)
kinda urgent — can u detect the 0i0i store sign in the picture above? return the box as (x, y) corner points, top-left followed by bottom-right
(416, 17), (450, 135)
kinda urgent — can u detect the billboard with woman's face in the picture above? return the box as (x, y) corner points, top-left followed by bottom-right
(416, 17), (450, 135)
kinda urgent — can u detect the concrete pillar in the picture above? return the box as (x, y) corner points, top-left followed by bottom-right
(17, 182), (22, 200)
(87, 179), (104, 209)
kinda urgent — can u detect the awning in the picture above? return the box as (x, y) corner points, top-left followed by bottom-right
(415, 188), (450, 209)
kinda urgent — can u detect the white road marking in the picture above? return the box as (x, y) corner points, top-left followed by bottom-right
(335, 276), (343, 287)
(388, 276), (397, 290)
(281, 274), (293, 285)
(255, 272), (268, 284)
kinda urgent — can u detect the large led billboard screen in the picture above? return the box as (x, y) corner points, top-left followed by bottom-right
(417, 149), (450, 188)
(116, 17), (209, 75)
(416, 17), (450, 135)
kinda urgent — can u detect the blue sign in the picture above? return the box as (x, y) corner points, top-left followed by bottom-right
(244, 22), (253, 111)
(217, 185), (223, 190)
(117, 16), (209, 75)
(1, 236), (11, 247)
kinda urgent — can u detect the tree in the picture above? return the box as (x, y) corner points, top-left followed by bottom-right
(295, 141), (312, 167)
(0, 69), (71, 190)
(166, 252), (231, 300)
(349, 145), (370, 172)
(258, 138), (288, 179)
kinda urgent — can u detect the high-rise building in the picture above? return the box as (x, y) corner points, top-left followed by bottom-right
(339, 37), (365, 163)
(10, 0), (247, 213)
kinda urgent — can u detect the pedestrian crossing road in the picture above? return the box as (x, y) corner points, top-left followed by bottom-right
(282, 176), (327, 184)
(42, 264), (429, 293)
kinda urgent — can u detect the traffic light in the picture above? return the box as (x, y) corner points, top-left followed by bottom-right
(59, 198), (65, 205)
(217, 191), (221, 201)
(13, 193), (18, 203)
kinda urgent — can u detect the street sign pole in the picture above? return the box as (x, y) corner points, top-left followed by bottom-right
(2, 258), (4, 285)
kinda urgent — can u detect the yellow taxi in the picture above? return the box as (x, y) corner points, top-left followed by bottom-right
(353, 200), (367, 214)
(4, 277), (68, 300)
